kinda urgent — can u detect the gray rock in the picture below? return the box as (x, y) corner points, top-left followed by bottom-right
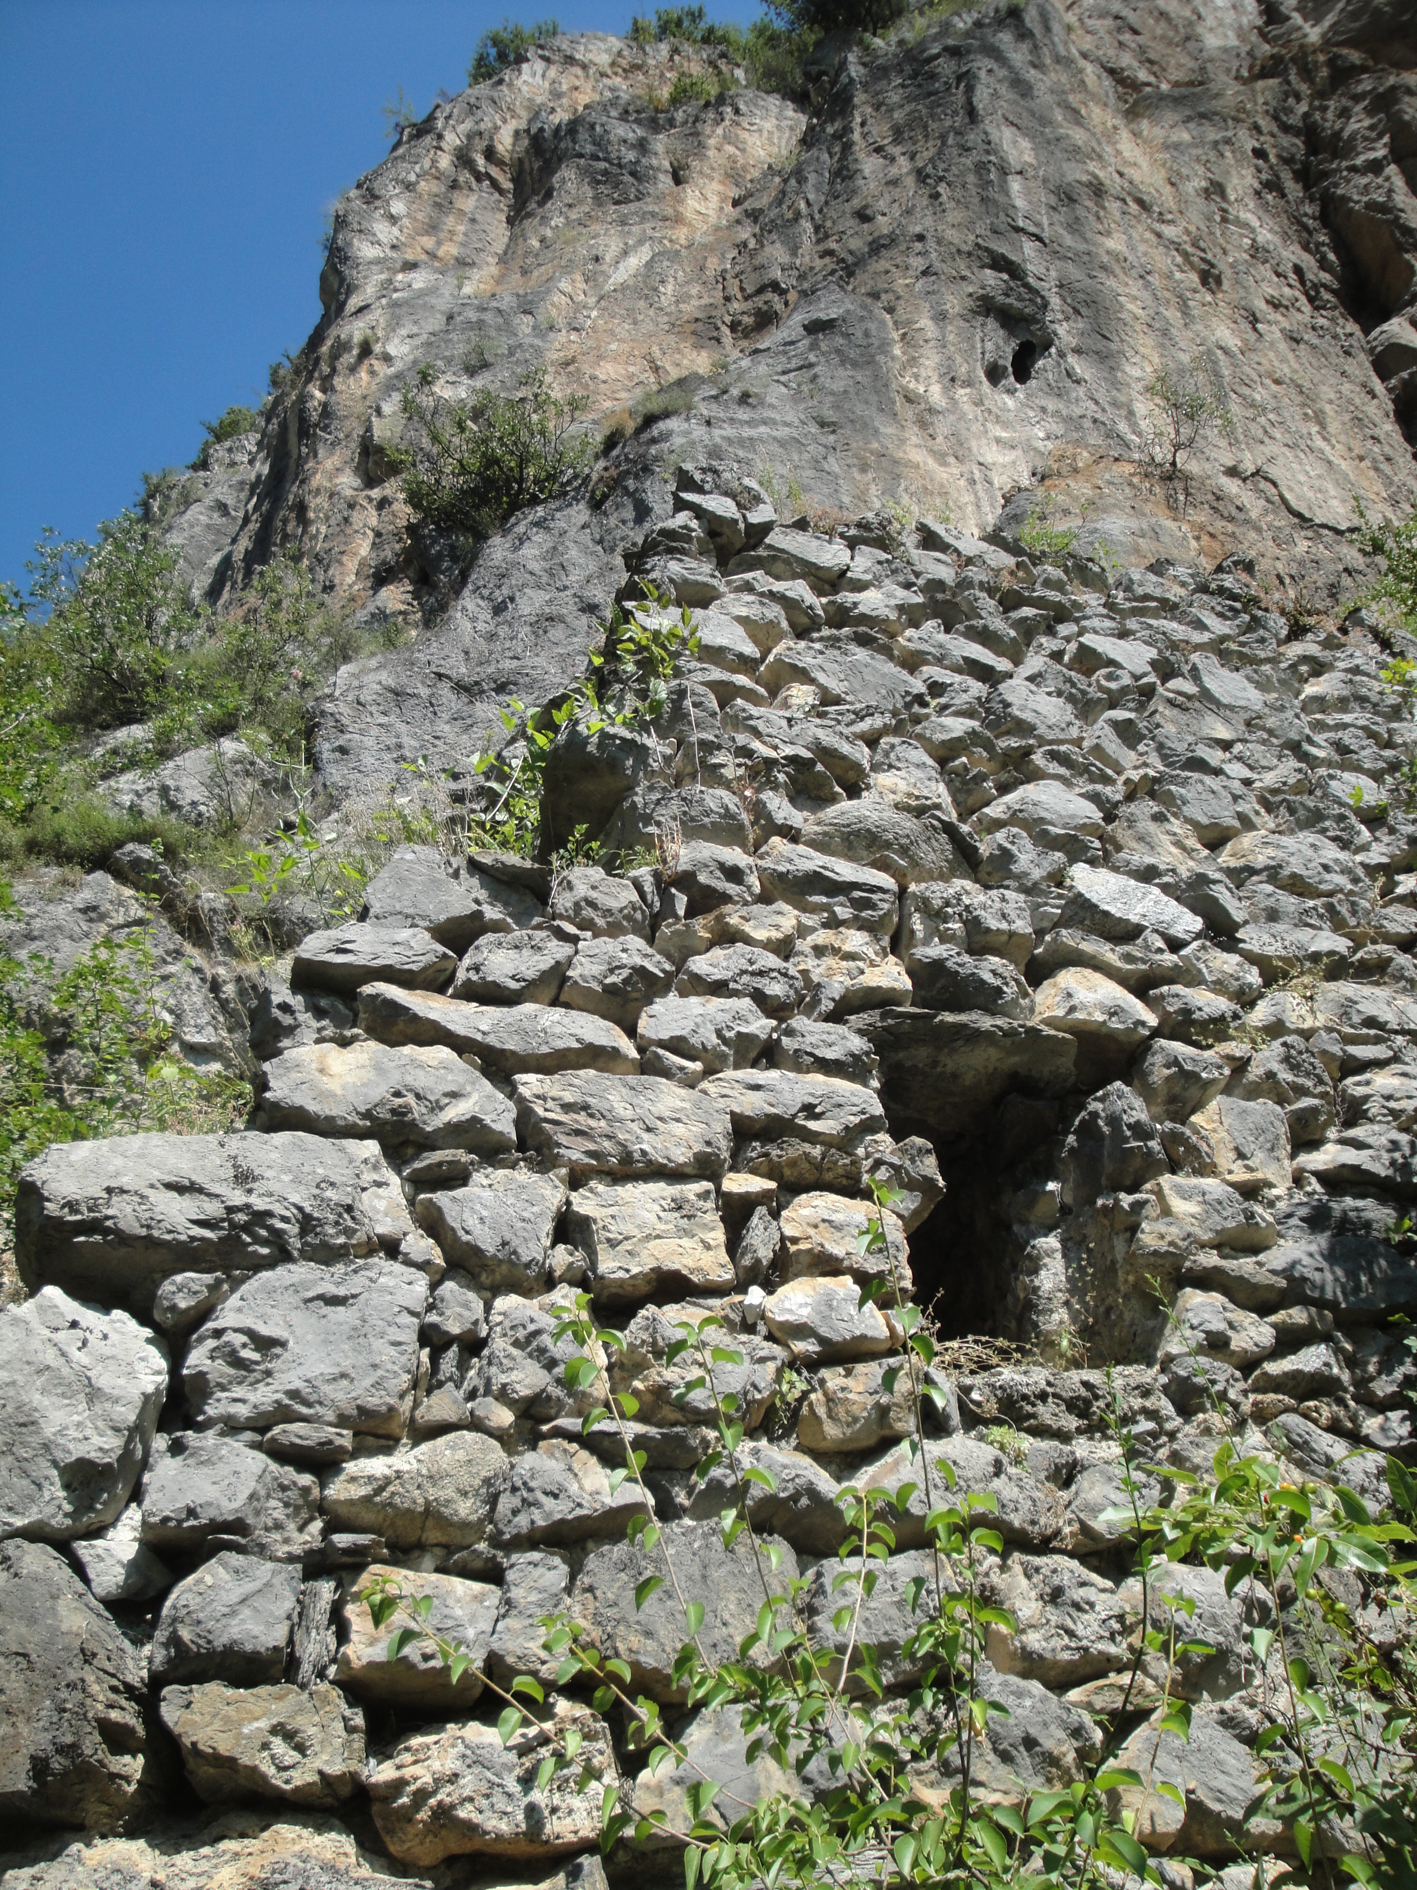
(256, 1040), (518, 1151)
(564, 1175), (734, 1302)
(487, 1549), (571, 1688)
(859, 1008), (1076, 1139)
(141, 1433), (320, 1559)
(754, 837), (900, 932)
(1229, 1034), (1335, 1143)
(367, 1699), (616, 1866)
(150, 1552), (301, 1687)
(514, 1071), (733, 1180)
(698, 1068), (885, 1144)
(1060, 1082), (1169, 1205)
(321, 1429), (509, 1550)
(70, 1505), (173, 1603)
(491, 1439), (649, 1548)
(762, 1274), (895, 1362)
(415, 1170), (567, 1296)
(909, 943), (1033, 1018)
(1032, 967), (1157, 1054)
(1218, 828), (1372, 900)
(159, 1681), (364, 1806)
(17, 1130), (411, 1314)
(362, 845), (532, 953)
(262, 1422), (354, 1466)
(773, 1015), (878, 1083)
(982, 1553), (1129, 1688)
(380, 993), (641, 1077)
(799, 796), (964, 887)
(548, 864), (651, 940)
(1188, 1094), (1291, 1194)
(422, 1268), (487, 1345)
(863, 1436), (1065, 1549)
(0, 1539), (159, 1832)
(1147, 983), (1242, 1046)
(557, 933), (677, 1028)
(183, 1260), (426, 1437)
(1030, 927), (1185, 994)
(779, 1189), (908, 1287)
(668, 840), (761, 914)
(922, 1668), (1102, 1797)
(452, 927), (575, 1004)
(676, 943), (805, 1016)
(0, 1287), (168, 1542)
(733, 1204), (779, 1287)
(978, 780), (1104, 850)
(1113, 1708), (1266, 1857)
(637, 994), (774, 1073)
(900, 880), (1034, 971)
(336, 1562), (497, 1708)
(631, 1702), (794, 1845)
(248, 981), (358, 1060)
(292, 922), (457, 996)
(796, 1356), (921, 1453)
(541, 716), (669, 853)
(1058, 864), (1204, 949)
(105, 736), (276, 829)
(571, 1519), (800, 1702)
(1133, 1040), (1230, 1123)
(730, 524), (850, 590)
(684, 1440), (844, 1553)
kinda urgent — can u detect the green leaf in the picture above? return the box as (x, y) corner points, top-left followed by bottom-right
(1101, 1828), (1150, 1877)
(635, 1575), (664, 1611)
(511, 1675), (544, 1702)
(497, 1705), (522, 1746)
(685, 1600), (705, 1636)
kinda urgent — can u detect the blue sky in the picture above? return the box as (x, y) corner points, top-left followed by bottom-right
(0, 0), (755, 590)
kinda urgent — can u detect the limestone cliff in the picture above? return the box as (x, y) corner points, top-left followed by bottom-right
(154, 0), (1417, 796)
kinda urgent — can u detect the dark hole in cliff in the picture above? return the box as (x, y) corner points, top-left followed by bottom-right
(1011, 339), (1039, 384)
(892, 1095), (1062, 1341)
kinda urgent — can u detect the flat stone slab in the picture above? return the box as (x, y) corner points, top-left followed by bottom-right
(183, 1260), (426, 1437)
(697, 1069), (886, 1145)
(0, 1287), (168, 1543)
(636, 995), (774, 1074)
(140, 1434), (320, 1560)
(1057, 865), (1204, 948)
(293, 923), (457, 996)
(16, 1131), (412, 1314)
(514, 1072), (733, 1180)
(565, 1176), (734, 1302)
(256, 1040), (517, 1153)
(857, 1008), (1077, 1138)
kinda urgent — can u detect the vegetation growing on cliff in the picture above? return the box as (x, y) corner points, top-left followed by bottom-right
(393, 365), (593, 544)
(468, 17), (561, 84)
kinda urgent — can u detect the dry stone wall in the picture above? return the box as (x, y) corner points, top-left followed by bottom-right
(4, 472), (1417, 1883)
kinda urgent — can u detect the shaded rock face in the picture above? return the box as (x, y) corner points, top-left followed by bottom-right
(161, 5), (1414, 798)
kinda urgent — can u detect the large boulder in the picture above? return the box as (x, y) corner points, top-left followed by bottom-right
(0, 1539), (160, 1831)
(361, 844), (541, 952)
(755, 838), (900, 932)
(367, 1701), (617, 1866)
(571, 1520), (800, 1702)
(158, 1682), (365, 1807)
(150, 1552), (301, 1687)
(183, 1260), (426, 1438)
(321, 1430), (509, 1550)
(16, 1131), (411, 1314)
(363, 997), (641, 1077)
(0, 1287), (168, 1542)
(858, 1009), (1076, 1139)
(255, 1041), (517, 1152)
(514, 1072), (733, 1181)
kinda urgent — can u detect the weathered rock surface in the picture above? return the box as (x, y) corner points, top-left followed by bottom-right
(0, 1288), (168, 1542)
(150, 1553), (301, 1688)
(367, 1701), (616, 1865)
(564, 1176), (734, 1302)
(415, 1170), (567, 1295)
(256, 1041), (517, 1152)
(336, 1564), (497, 1709)
(0, 1539), (159, 1832)
(17, 1132), (410, 1312)
(183, 1261), (426, 1437)
(514, 1072), (733, 1180)
(159, 1682), (365, 1807)
(321, 1431), (508, 1549)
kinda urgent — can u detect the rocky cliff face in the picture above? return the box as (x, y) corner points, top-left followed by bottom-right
(155, 0), (1417, 795)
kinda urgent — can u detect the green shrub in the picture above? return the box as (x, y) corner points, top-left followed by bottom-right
(0, 897), (250, 1251)
(26, 512), (203, 730)
(668, 69), (733, 104)
(769, 0), (908, 36)
(468, 18), (560, 84)
(1356, 500), (1417, 637)
(192, 405), (260, 471)
(395, 365), (592, 540)
(630, 5), (746, 47)
(0, 797), (201, 873)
